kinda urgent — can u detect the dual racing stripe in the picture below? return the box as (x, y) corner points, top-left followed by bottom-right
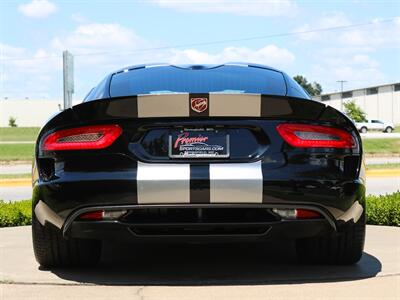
(133, 93), (268, 203)
(136, 161), (263, 204)
(134, 93), (266, 118)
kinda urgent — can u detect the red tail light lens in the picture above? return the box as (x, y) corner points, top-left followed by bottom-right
(42, 124), (122, 151)
(295, 209), (322, 219)
(276, 124), (355, 148)
(79, 210), (104, 220)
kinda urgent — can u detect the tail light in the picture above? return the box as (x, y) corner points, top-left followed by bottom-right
(276, 124), (355, 148)
(79, 210), (104, 220)
(42, 124), (122, 151)
(295, 209), (322, 219)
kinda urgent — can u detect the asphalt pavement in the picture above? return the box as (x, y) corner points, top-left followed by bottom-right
(366, 176), (400, 196)
(0, 225), (399, 299)
(0, 163), (31, 175)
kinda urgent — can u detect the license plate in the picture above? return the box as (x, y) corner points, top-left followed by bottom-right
(169, 129), (230, 158)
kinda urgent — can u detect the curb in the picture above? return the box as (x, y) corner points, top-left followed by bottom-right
(0, 178), (31, 187)
(1, 169), (399, 187)
(365, 169), (400, 177)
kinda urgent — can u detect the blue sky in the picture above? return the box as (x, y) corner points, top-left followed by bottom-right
(0, 0), (399, 100)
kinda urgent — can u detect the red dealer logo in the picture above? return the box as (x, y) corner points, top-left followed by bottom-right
(190, 98), (208, 113)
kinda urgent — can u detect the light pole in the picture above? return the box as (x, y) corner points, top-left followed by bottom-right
(337, 80), (347, 111)
(63, 50), (74, 110)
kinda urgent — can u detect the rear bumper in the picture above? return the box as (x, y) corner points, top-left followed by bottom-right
(32, 159), (366, 242)
(66, 217), (333, 243)
(33, 199), (363, 243)
(33, 176), (365, 225)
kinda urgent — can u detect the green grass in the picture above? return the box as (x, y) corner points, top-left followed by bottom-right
(366, 163), (400, 170)
(363, 138), (400, 154)
(0, 173), (31, 179)
(0, 143), (35, 161)
(0, 127), (40, 142)
(1, 192), (400, 227)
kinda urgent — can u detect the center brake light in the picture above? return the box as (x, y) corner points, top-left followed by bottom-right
(276, 124), (355, 148)
(42, 124), (122, 151)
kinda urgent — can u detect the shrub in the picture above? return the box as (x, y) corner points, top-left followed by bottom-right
(366, 192), (400, 226)
(0, 200), (31, 227)
(8, 116), (17, 127)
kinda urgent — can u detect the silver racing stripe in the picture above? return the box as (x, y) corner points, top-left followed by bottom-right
(209, 93), (261, 117)
(209, 161), (263, 203)
(137, 161), (190, 204)
(137, 94), (189, 117)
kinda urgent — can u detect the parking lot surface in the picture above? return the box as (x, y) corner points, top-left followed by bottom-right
(0, 225), (399, 299)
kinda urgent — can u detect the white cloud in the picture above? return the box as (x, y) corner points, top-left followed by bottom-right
(71, 13), (88, 24)
(49, 22), (295, 69)
(18, 0), (57, 18)
(295, 13), (400, 48)
(1, 19), (296, 99)
(6, 16), (394, 100)
(309, 54), (386, 93)
(292, 12), (399, 92)
(50, 22), (150, 70)
(151, 0), (298, 17)
(51, 23), (143, 53)
(170, 45), (295, 68)
(0, 43), (26, 60)
(0, 38), (295, 99)
(295, 12), (350, 41)
(0, 43), (61, 98)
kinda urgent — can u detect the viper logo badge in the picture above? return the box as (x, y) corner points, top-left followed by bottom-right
(190, 98), (208, 113)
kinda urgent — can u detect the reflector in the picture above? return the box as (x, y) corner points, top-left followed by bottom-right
(103, 210), (127, 220)
(272, 208), (322, 219)
(272, 208), (296, 219)
(276, 124), (355, 148)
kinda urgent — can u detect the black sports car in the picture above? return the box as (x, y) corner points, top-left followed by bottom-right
(32, 63), (366, 267)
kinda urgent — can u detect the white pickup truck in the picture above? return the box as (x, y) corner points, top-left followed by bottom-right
(355, 119), (395, 133)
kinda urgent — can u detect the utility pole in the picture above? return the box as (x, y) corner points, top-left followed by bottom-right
(337, 80), (347, 111)
(63, 50), (74, 110)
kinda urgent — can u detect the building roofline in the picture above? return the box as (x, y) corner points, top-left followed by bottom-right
(318, 82), (400, 97)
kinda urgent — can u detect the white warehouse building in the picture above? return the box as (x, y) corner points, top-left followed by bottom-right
(0, 100), (81, 127)
(313, 82), (400, 124)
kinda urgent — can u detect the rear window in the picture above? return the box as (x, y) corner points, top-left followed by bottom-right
(109, 65), (287, 97)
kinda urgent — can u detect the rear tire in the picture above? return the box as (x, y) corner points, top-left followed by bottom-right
(296, 213), (365, 265)
(360, 127), (367, 133)
(32, 212), (101, 268)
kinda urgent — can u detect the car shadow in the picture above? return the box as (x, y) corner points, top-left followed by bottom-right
(49, 240), (381, 286)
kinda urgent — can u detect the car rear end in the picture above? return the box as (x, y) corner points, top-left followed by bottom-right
(31, 64), (366, 267)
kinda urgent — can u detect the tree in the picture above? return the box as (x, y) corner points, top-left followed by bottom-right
(293, 75), (322, 96)
(343, 100), (367, 122)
